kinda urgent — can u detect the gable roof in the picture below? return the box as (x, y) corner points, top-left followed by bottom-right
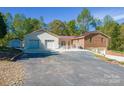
(59, 36), (78, 39)
(25, 30), (110, 40)
(82, 31), (110, 38)
(25, 29), (59, 38)
(72, 31), (110, 40)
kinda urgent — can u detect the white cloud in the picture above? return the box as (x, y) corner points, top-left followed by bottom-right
(113, 14), (124, 20)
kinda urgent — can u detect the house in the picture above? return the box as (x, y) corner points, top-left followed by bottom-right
(59, 36), (78, 49)
(8, 39), (23, 49)
(10, 30), (109, 54)
(72, 31), (110, 55)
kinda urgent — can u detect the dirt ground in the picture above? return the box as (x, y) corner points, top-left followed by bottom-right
(0, 61), (24, 86)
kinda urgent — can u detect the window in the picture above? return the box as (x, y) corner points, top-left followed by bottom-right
(61, 41), (66, 46)
(101, 38), (104, 43)
(89, 37), (92, 43)
(45, 40), (54, 42)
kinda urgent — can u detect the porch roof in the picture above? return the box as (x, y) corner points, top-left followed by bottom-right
(59, 36), (78, 40)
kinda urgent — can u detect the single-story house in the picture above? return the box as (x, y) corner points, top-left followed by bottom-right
(8, 30), (110, 54)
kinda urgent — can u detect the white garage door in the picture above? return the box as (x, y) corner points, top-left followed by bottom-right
(45, 40), (55, 49)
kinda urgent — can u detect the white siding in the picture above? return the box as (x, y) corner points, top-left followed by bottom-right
(24, 32), (59, 52)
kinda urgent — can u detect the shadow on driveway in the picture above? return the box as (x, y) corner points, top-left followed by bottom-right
(16, 51), (59, 61)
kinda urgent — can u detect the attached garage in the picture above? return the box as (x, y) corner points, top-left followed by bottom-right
(24, 30), (59, 53)
(45, 40), (55, 49)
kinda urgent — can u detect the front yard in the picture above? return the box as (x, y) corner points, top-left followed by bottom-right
(0, 61), (24, 85)
(1, 51), (124, 86)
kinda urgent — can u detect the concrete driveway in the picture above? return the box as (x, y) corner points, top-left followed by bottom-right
(18, 51), (124, 86)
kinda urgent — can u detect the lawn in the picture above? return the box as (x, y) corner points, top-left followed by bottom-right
(0, 61), (24, 85)
(112, 50), (124, 54)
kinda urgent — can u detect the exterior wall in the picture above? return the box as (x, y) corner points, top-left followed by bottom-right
(24, 32), (59, 52)
(84, 34), (108, 48)
(59, 38), (73, 49)
(83, 34), (109, 55)
(78, 38), (84, 48)
(73, 39), (79, 48)
(23, 31), (109, 54)
(72, 38), (84, 48)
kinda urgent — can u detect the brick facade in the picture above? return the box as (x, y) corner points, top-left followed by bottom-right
(84, 33), (109, 49)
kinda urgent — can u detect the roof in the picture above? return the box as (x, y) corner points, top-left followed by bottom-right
(59, 36), (78, 39)
(82, 31), (110, 38)
(25, 29), (59, 38)
(25, 30), (110, 40)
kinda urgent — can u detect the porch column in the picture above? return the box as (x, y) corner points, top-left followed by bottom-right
(65, 41), (68, 49)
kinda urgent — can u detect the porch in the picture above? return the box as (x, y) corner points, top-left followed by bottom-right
(59, 36), (81, 49)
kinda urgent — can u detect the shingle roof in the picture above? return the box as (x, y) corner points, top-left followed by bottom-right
(59, 36), (78, 39)
(82, 31), (110, 38)
(25, 29), (59, 38)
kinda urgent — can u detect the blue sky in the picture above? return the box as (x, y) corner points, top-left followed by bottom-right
(0, 7), (124, 23)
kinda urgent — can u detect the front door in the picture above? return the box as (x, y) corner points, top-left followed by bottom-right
(45, 40), (54, 49)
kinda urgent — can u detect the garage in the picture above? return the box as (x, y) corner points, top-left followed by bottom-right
(24, 30), (59, 53)
(45, 40), (55, 49)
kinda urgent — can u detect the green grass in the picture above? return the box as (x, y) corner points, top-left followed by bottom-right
(95, 54), (116, 62)
(95, 54), (124, 67)
(112, 50), (124, 54)
(119, 62), (124, 65)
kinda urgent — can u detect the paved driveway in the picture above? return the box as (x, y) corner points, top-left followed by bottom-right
(18, 51), (124, 86)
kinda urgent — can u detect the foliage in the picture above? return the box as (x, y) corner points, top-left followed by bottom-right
(97, 15), (124, 51)
(23, 18), (41, 34)
(118, 24), (124, 50)
(0, 12), (7, 39)
(77, 8), (93, 34)
(49, 20), (68, 35)
(4, 12), (15, 33)
(66, 20), (77, 35)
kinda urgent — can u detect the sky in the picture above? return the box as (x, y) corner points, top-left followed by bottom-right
(0, 7), (124, 23)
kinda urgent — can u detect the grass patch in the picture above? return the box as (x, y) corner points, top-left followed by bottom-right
(111, 50), (124, 54)
(95, 54), (124, 67)
(95, 54), (110, 62)
(119, 62), (124, 65)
